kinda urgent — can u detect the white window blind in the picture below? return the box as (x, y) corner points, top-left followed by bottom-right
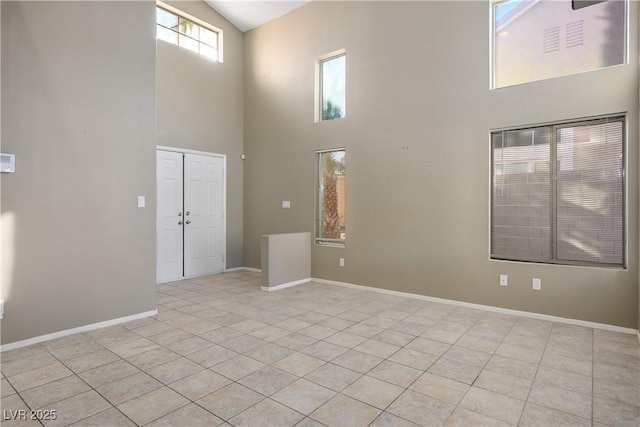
(491, 115), (625, 267)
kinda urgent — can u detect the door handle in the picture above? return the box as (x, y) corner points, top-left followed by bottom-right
(178, 212), (182, 217)
(185, 211), (190, 216)
(178, 220), (183, 225)
(186, 220), (191, 224)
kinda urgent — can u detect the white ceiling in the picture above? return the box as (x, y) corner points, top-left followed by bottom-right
(205, 0), (310, 32)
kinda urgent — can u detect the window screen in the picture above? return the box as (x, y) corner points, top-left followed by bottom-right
(491, 115), (625, 267)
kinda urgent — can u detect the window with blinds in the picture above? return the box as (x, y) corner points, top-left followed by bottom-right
(491, 115), (625, 267)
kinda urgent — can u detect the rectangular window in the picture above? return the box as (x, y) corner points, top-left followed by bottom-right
(156, 1), (222, 62)
(492, 0), (626, 88)
(318, 51), (346, 121)
(491, 115), (625, 267)
(317, 149), (346, 246)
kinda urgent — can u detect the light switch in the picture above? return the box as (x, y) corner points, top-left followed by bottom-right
(282, 201), (291, 209)
(0, 153), (15, 173)
(138, 196), (145, 208)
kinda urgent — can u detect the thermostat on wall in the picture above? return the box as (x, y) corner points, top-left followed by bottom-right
(0, 154), (15, 173)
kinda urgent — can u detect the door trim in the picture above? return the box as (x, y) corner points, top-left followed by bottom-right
(156, 146), (227, 282)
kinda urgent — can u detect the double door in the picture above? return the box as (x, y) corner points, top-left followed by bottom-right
(157, 149), (225, 283)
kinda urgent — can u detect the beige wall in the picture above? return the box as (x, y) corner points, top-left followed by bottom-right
(1, 1), (157, 344)
(156, 1), (244, 268)
(244, 1), (639, 328)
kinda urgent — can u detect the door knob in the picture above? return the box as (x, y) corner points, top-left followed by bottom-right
(178, 212), (182, 217)
(186, 220), (191, 224)
(185, 211), (190, 216)
(178, 220), (183, 225)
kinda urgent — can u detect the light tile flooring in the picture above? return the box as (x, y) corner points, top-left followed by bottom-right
(1, 271), (639, 426)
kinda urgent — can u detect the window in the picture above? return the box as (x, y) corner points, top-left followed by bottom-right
(491, 115), (625, 267)
(492, 0), (626, 88)
(156, 1), (222, 62)
(317, 149), (346, 246)
(318, 51), (346, 121)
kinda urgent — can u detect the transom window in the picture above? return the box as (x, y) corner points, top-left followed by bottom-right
(317, 149), (346, 246)
(156, 1), (222, 62)
(492, 0), (626, 88)
(491, 115), (625, 267)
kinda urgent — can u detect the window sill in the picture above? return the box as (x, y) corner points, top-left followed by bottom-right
(316, 241), (345, 248)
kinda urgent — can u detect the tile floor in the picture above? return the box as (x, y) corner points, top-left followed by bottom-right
(1, 271), (639, 426)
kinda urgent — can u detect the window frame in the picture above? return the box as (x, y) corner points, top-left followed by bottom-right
(490, 114), (626, 268)
(490, 0), (628, 89)
(316, 148), (347, 247)
(315, 50), (346, 122)
(156, 1), (224, 63)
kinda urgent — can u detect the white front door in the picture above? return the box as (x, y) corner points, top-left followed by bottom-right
(156, 149), (225, 284)
(156, 150), (184, 283)
(184, 153), (224, 277)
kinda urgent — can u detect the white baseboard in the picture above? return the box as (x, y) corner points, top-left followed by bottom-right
(0, 310), (158, 352)
(241, 267), (262, 273)
(261, 278), (311, 292)
(312, 278), (637, 335)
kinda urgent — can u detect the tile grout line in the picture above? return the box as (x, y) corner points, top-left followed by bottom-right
(516, 319), (553, 426)
(434, 308), (516, 425)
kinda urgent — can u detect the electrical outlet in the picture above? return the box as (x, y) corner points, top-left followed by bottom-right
(339, 258), (345, 267)
(500, 274), (508, 287)
(532, 278), (541, 291)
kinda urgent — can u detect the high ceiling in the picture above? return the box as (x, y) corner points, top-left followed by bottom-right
(204, 0), (310, 32)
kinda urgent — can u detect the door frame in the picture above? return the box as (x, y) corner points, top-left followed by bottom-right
(156, 145), (227, 282)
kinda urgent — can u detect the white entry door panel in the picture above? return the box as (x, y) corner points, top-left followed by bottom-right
(157, 149), (225, 284)
(184, 153), (224, 277)
(156, 150), (184, 283)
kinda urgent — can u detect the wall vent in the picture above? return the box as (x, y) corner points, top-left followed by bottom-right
(543, 26), (561, 54)
(566, 20), (584, 48)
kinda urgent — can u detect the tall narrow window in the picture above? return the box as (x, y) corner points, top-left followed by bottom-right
(491, 115), (625, 267)
(317, 149), (346, 246)
(319, 52), (346, 121)
(492, 0), (626, 88)
(156, 1), (222, 62)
